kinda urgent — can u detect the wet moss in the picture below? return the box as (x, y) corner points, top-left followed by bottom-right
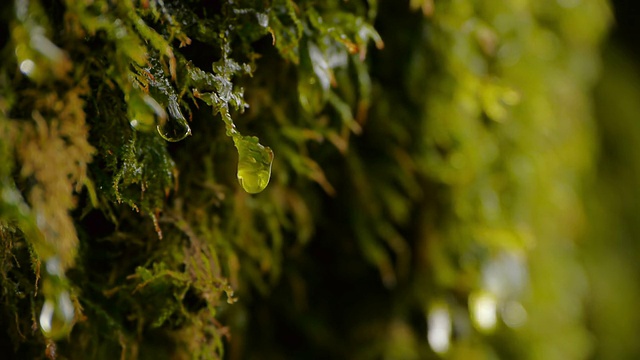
(0, 0), (616, 359)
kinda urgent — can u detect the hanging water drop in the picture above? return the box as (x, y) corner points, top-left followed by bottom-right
(39, 257), (75, 339)
(39, 290), (75, 339)
(235, 136), (273, 194)
(191, 83), (273, 193)
(157, 99), (191, 142)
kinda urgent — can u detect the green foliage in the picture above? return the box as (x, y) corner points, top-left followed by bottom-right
(0, 0), (626, 359)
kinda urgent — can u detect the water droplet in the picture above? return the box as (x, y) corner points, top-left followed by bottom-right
(157, 100), (191, 142)
(39, 257), (74, 339)
(235, 136), (273, 194)
(128, 93), (166, 132)
(157, 120), (191, 142)
(39, 290), (74, 339)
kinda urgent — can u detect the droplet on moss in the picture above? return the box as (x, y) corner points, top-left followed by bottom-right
(39, 290), (74, 340)
(157, 100), (191, 142)
(39, 257), (74, 340)
(235, 136), (273, 194)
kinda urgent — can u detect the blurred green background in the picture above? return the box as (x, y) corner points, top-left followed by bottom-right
(236, 1), (640, 359)
(586, 0), (640, 356)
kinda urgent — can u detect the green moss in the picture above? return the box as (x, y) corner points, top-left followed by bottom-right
(0, 0), (623, 359)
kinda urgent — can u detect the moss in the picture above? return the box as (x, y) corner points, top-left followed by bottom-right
(0, 0), (619, 359)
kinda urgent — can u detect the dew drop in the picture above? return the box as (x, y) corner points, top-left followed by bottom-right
(157, 100), (191, 142)
(39, 290), (74, 340)
(39, 257), (74, 340)
(235, 136), (273, 194)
